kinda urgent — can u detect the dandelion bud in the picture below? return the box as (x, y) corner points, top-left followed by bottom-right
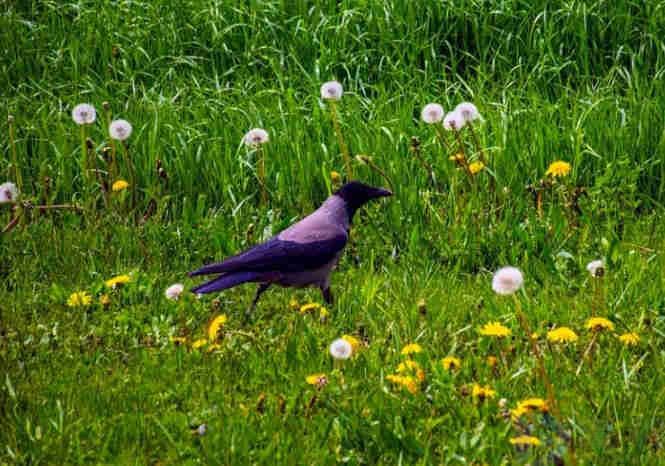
(85, 138), (94, 150)
(109, 119), (132, 141)
(72, 103), (96, 125)
(443, 111), (465, 131)
(0, 182), (19, 204)
(491, 266), (524, 295)
(320, 80), (343, 101)
(7, 115), (14, 124)
(329, 338), (353, 360)
(243, 128), (269, 146)
(454, 102), (482, 122)
(586, 260), (605, 277)
(102, 101), (110, 112)
(421, 103), (445, 124)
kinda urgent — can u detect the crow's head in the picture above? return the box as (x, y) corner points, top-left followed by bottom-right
(334, 181), (392, 217)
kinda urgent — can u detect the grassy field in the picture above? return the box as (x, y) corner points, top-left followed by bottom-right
(2, 1), (665, 464)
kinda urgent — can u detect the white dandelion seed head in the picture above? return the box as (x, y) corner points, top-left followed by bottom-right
(243, 128), (269, 146)
(421, 103), (445, 124)
(586, 260), (605, 277)
(109, 119), (133, 141)
(320, 81), (343, 101)
(196, 424), (207, 436)
(165, 283), (185, 301)
(0, 182), (19, 204)
(454, 102), (482, 123)
(443, 111), (466, 131)
(492, 266), (524, 295)
(72, 103), (96, 125)
(329, 338), (353, 360)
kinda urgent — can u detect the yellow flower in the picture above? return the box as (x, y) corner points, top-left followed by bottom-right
(319, 307), (329, 320)
(207, 343), (222, 352)
(586, 317), (615, 332)
(170, 336), (188, 346)
(66, 291), (92, 308)
(111, 179), (130, 192)
(486, 356), (498, 368)
(342, 334), (362, 354)
(509, 435), (541, 447)
(400, 343), (422, 356)
(547, 327), (578, 343)
(99, 294), (111, 306)
(299, 303), (319, 314)
(471, 383), (496, 401)
(386, 375), (419, 394)
(192, 338), (208, 349)
(289, 298), (300, 310)
(469, 161), (485, 175)
(442, 356), (461, 371)
(619, 332), (640, 346)
(207, 314), (228, 341)
(530, 332), (540, 340)
(397, 360), (425, 382)
(449, 153), (466, 163)
(479, 322), (511, 338)
(330, 171), (341, 184)
(511, 397), (549, 419)
(306, 373), (328, 387)
(545, 160), (571, 177)
(105, 274), (131, 289)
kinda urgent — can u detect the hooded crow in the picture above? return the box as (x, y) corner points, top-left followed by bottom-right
(189, 181), (392, 315)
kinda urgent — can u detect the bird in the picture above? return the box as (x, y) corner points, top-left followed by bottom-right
(189, 181), (392, 317)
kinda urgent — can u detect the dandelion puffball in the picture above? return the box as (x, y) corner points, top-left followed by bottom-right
(165, 283), (185, 301)
(492, 266), (524, 295)
(0, 182), (19, 204)
(243, 128), (269, 146)
(454, 102), (482, 122)
(443, 111), (466, 131)
(586, 260), (604, 277)
(329, 338), (353, 360)
(421, 103), (445, 124)
(109, 119), (133, 141)
(320, 81), (343, 101)
(72, 103), (96, 125)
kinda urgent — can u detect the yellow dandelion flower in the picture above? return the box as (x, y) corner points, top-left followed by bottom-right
(66, 291), (92, 308)
(547, 327), (578, 343)
(545, 160), (571, 177)
(319, 307), (329, 322)
(397, 360), (425, 381)
(619, 332), (640, 346)
(586, 317), (615, 332)
(330, 171), (341, 184)
(449, 153), (466, 163)
(111, 179), (130, 192)
(207, 314), (228, 341)
(192, 338), (208, 349)
(518, 398), (548, 412)
(289, 298), (300, 310)
(105, 274), (131, 289)
(99, 294), (111, 306)
(471, 383), (496, 401)
(400, 343), (423, 356)
(170, 336), (188, 346)
(530, 332), (540, 340)
(486, 355), (498, 368)
(306, 373), (328, 387)
(469, 161), (485, 175)
(207, 343), (222, 352)
(479, 322), (511, 338)
(342, 334), (362, 353)
(510, 435), (542, 447)
(442, 356), (461, 371)
(299, 303), (319, 314)
(386, 374), (419, 394)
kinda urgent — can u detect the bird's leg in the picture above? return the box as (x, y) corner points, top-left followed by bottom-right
(245, 283), (271, 322)
(321, 286), (334, 305)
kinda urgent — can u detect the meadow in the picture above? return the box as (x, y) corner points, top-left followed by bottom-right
(2, 1), (665, 464)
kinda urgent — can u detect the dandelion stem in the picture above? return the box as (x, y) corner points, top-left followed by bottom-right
(467, 122), (486, 165)
(257, 145), (268, 204)
(434, 124), (452, 154)
(8, 116), (22, 193)
(122, 141), (137, 212)
(329, 102), (353, 179)
(103, 103), (117, 178)
(357, 155), (394, 191)
(576, 332), (598, 376)
(452, 128), (473, 179)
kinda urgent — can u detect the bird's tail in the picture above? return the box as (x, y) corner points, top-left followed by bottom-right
(191, 271), (264, 294)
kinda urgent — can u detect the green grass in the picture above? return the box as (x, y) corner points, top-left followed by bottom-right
(2, 1), (665, 464)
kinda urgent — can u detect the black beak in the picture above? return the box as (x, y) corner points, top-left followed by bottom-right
(373, 187), (393, 198)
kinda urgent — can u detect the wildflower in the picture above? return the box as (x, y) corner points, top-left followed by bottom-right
(509, 436), (541, 447)
(330, 170), (342, 184)
(471, 383), (496, 401)
(486, 355), (498, 368)
(164, 283), (184, 301)
(306, 373), (328, 388)
(586, 317), (615, 332)
(479, 322), (511, 338)
(320, 81), (343, 100)
(454, 102), (482, 122)
(421, 103), (445, 124)
(66, 291), (92, 308)
(99, 294), (111, 307)
(449, 153), (466, 163)
(299, 303), (319, 314)
(319, 307), (329, 322)
(109, 119), (133, 141)
(619, 332), (640, 346)
(397, 360), (425, 382)
(329, 338), (353, 360)
(586, 259), (605, 277)
(105, 274), (131, 289)
(207, 343), (222, 352)
(443, 111), (465, 130)
(342, 334), (362, 353)
(288, 298), (300, 310)
(469, 161), (485, 175)
(547, 327), (578, 343)
(386, 374), (419, 394)
(192, 338), (208, 349)
(491, 266), (524, 295)
(530, 332), (540, 340)
(72, 103), (96, 125)
(0, 182), (19, 203)
(111, 179), (130, 192)
(400, 343), (423, 356)
(545, 160), (571, 177)
(170, 336), (187, 346)
(193, 424), (207, 436)
(517, 398), (548, 413)
(243, 128), (269, 146)
(207, 314), (228, 341)
(442, 356), (461, 371)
